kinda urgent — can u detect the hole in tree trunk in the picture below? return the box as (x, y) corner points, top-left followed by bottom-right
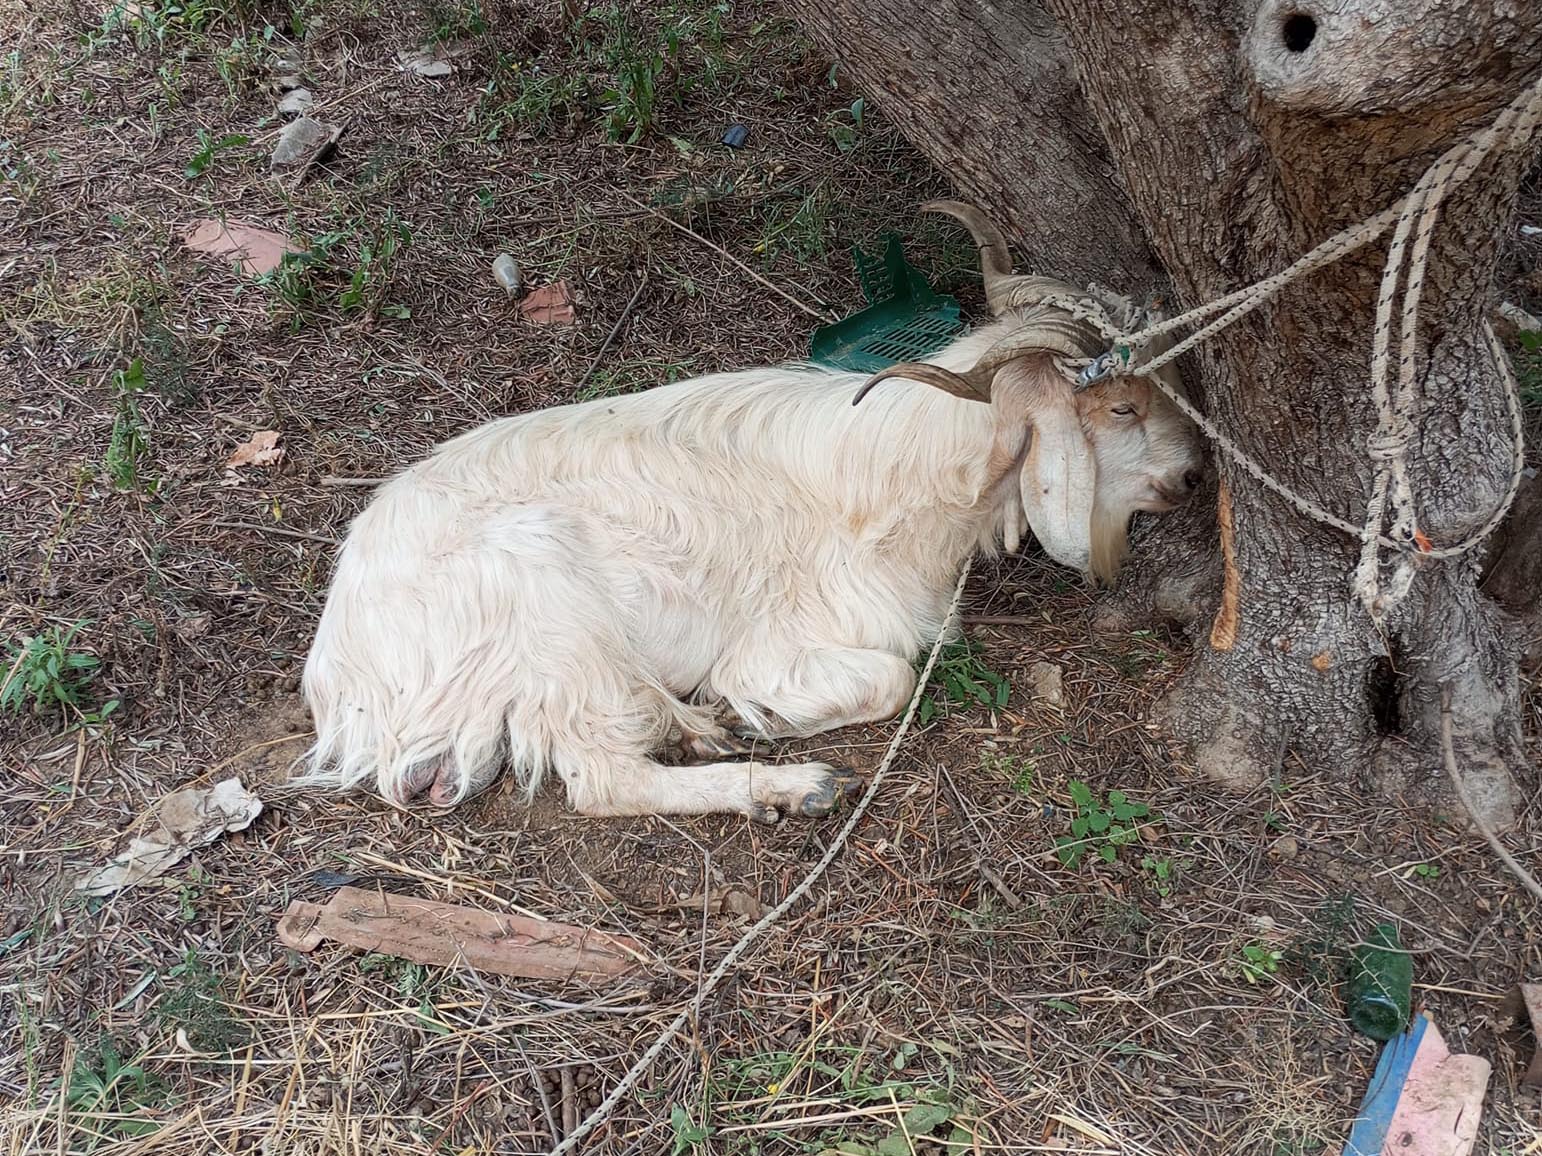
(1281, 12), (1317, 52)
(1368, 656), (1401, 735)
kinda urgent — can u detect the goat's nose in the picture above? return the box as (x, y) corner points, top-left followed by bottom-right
(1182, 467), (1204, 493)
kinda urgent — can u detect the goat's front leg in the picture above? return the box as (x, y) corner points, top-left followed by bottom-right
(716, 647), (918, 741)
(559, 757), (860, 823)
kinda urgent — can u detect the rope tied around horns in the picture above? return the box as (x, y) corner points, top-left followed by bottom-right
(1027, 70), (1542, 623)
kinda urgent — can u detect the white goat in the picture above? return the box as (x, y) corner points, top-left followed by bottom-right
(299, 203), (1202, 821)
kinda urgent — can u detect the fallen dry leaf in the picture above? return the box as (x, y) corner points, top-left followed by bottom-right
(183, 218), (299, 276)
(519, 280), (578, 325)
(76, 779), (264, 896)
(226, 430), (284, 469)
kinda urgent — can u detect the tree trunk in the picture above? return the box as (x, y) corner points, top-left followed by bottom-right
(787, 0), (1157, 291)
(796, 0), (1542, 826)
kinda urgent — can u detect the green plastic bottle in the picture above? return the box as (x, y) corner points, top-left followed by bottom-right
(1346, 923), (1413, 1041)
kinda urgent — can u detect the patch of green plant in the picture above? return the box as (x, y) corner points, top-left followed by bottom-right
(476, 60), (589, 139)
(256, 225), (349, 330)
(338, 213), (411, 319)
(826, 95), (865, 153)
(1055, 780), (1150, 868)
(754, 185), (834, 268)
(2, 620), (117, 725)
(1140, 854), (1176, 897)
(158, 948), (248, 1053)
(105, 358), (156, 492)
(357, 952), (449, 1033)
(1100, 629), (1172, 680)
(426, 0), (487, 43)
(184, 128), (248, 179)
(213, 28), (278, 95)
(1239, 943), (1284, 984)
(575, 356), (697, 402)
(981, 751), (1035, 795)
(916, 637), (1009, 725)
(65, 1037), (167, 1143)
(819, 1093), (975, 1156)
(1412, 862), (1440, 879)
(669, 1104), (712, 1154)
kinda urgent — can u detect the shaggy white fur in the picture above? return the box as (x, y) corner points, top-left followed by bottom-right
(297, 312), (1200, 820)
(299, 198), (1205, 821)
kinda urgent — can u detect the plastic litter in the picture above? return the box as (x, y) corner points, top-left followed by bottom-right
(809, 234), (964, 372)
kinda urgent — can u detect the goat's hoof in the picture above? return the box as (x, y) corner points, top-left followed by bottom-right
(797, 767), (863, 818)
(749, 802), (782, 824)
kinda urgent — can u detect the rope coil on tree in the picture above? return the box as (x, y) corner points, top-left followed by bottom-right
(1041, 70), (1542, 622)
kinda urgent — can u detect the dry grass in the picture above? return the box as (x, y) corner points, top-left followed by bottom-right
(4, 0), (1542, 1153)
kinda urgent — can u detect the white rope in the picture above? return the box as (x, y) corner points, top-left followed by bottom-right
(1051, 71), (1542, 622)
(546, 563), (972, 1156)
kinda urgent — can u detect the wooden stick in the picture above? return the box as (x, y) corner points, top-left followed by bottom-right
(615, 190), (833, 321)
(210, 520), (340, 546)
(575, 273), (649, 393)
(319, 476), (384, 488)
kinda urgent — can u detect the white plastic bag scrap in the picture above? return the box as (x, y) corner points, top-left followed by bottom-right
(76, 779), (263, 897)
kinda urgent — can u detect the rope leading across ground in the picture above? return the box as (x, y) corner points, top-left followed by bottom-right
(546, 564), (973, 1156)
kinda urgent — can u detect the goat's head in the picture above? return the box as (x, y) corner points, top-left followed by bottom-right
(854, 201), (1203, 584)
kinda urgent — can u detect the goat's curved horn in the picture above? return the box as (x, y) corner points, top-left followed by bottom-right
(852, 362), (991, 406)
(923, 200), (1017, 315)
(974, 311), (1108, 372)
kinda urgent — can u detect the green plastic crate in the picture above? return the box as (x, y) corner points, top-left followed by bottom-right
(809, 234), (964, 372)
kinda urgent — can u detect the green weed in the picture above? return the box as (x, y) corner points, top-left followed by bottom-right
(669, 1105), (712, 1154)
(916, 637), (1009, 725)
(184, 128), (248, 179)
(105, 358), (155, 492)
(1140, 854), (1176, 896)
(1412, 862), (1440, 880)
(1239, 943), (1284, 984)
(476, 61), (588, 138)
(158, 948), (248, 1053)
(425, 0), (487, 43)
(826, 95), (865, 153)
(1055, 780), (1150, 869)
(337, 214), (412, 319)
(2, 620), (117, 725)
(981, 751), (1035, 795)
(65, 1038), (167, 1143)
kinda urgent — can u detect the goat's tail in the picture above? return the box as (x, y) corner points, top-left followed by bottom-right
(294, 498), (694, 807)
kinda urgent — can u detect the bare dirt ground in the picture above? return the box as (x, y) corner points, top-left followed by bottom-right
(4, 2), (1542, 1153)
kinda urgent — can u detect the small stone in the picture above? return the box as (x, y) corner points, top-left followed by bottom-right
(397, 46), (452, 78)
(272, 73), (305, 92)
(277, 87), (313, 117)
(1268, 834), (1299, 861)
(270, 116), (341, 177)
(1028, 660), (1064, 707)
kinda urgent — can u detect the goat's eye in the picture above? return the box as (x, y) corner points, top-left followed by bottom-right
(1110, 404), (1138, 417)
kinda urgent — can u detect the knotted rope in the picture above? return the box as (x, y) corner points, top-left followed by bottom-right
(1037, 71), (1542, 622)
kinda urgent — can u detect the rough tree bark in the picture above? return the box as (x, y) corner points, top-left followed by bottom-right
(792, 0), (1542, 825)
(791, 0), (1157, 290)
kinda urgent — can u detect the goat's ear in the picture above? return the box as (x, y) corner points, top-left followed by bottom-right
(1004, 363), (1096, 575)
